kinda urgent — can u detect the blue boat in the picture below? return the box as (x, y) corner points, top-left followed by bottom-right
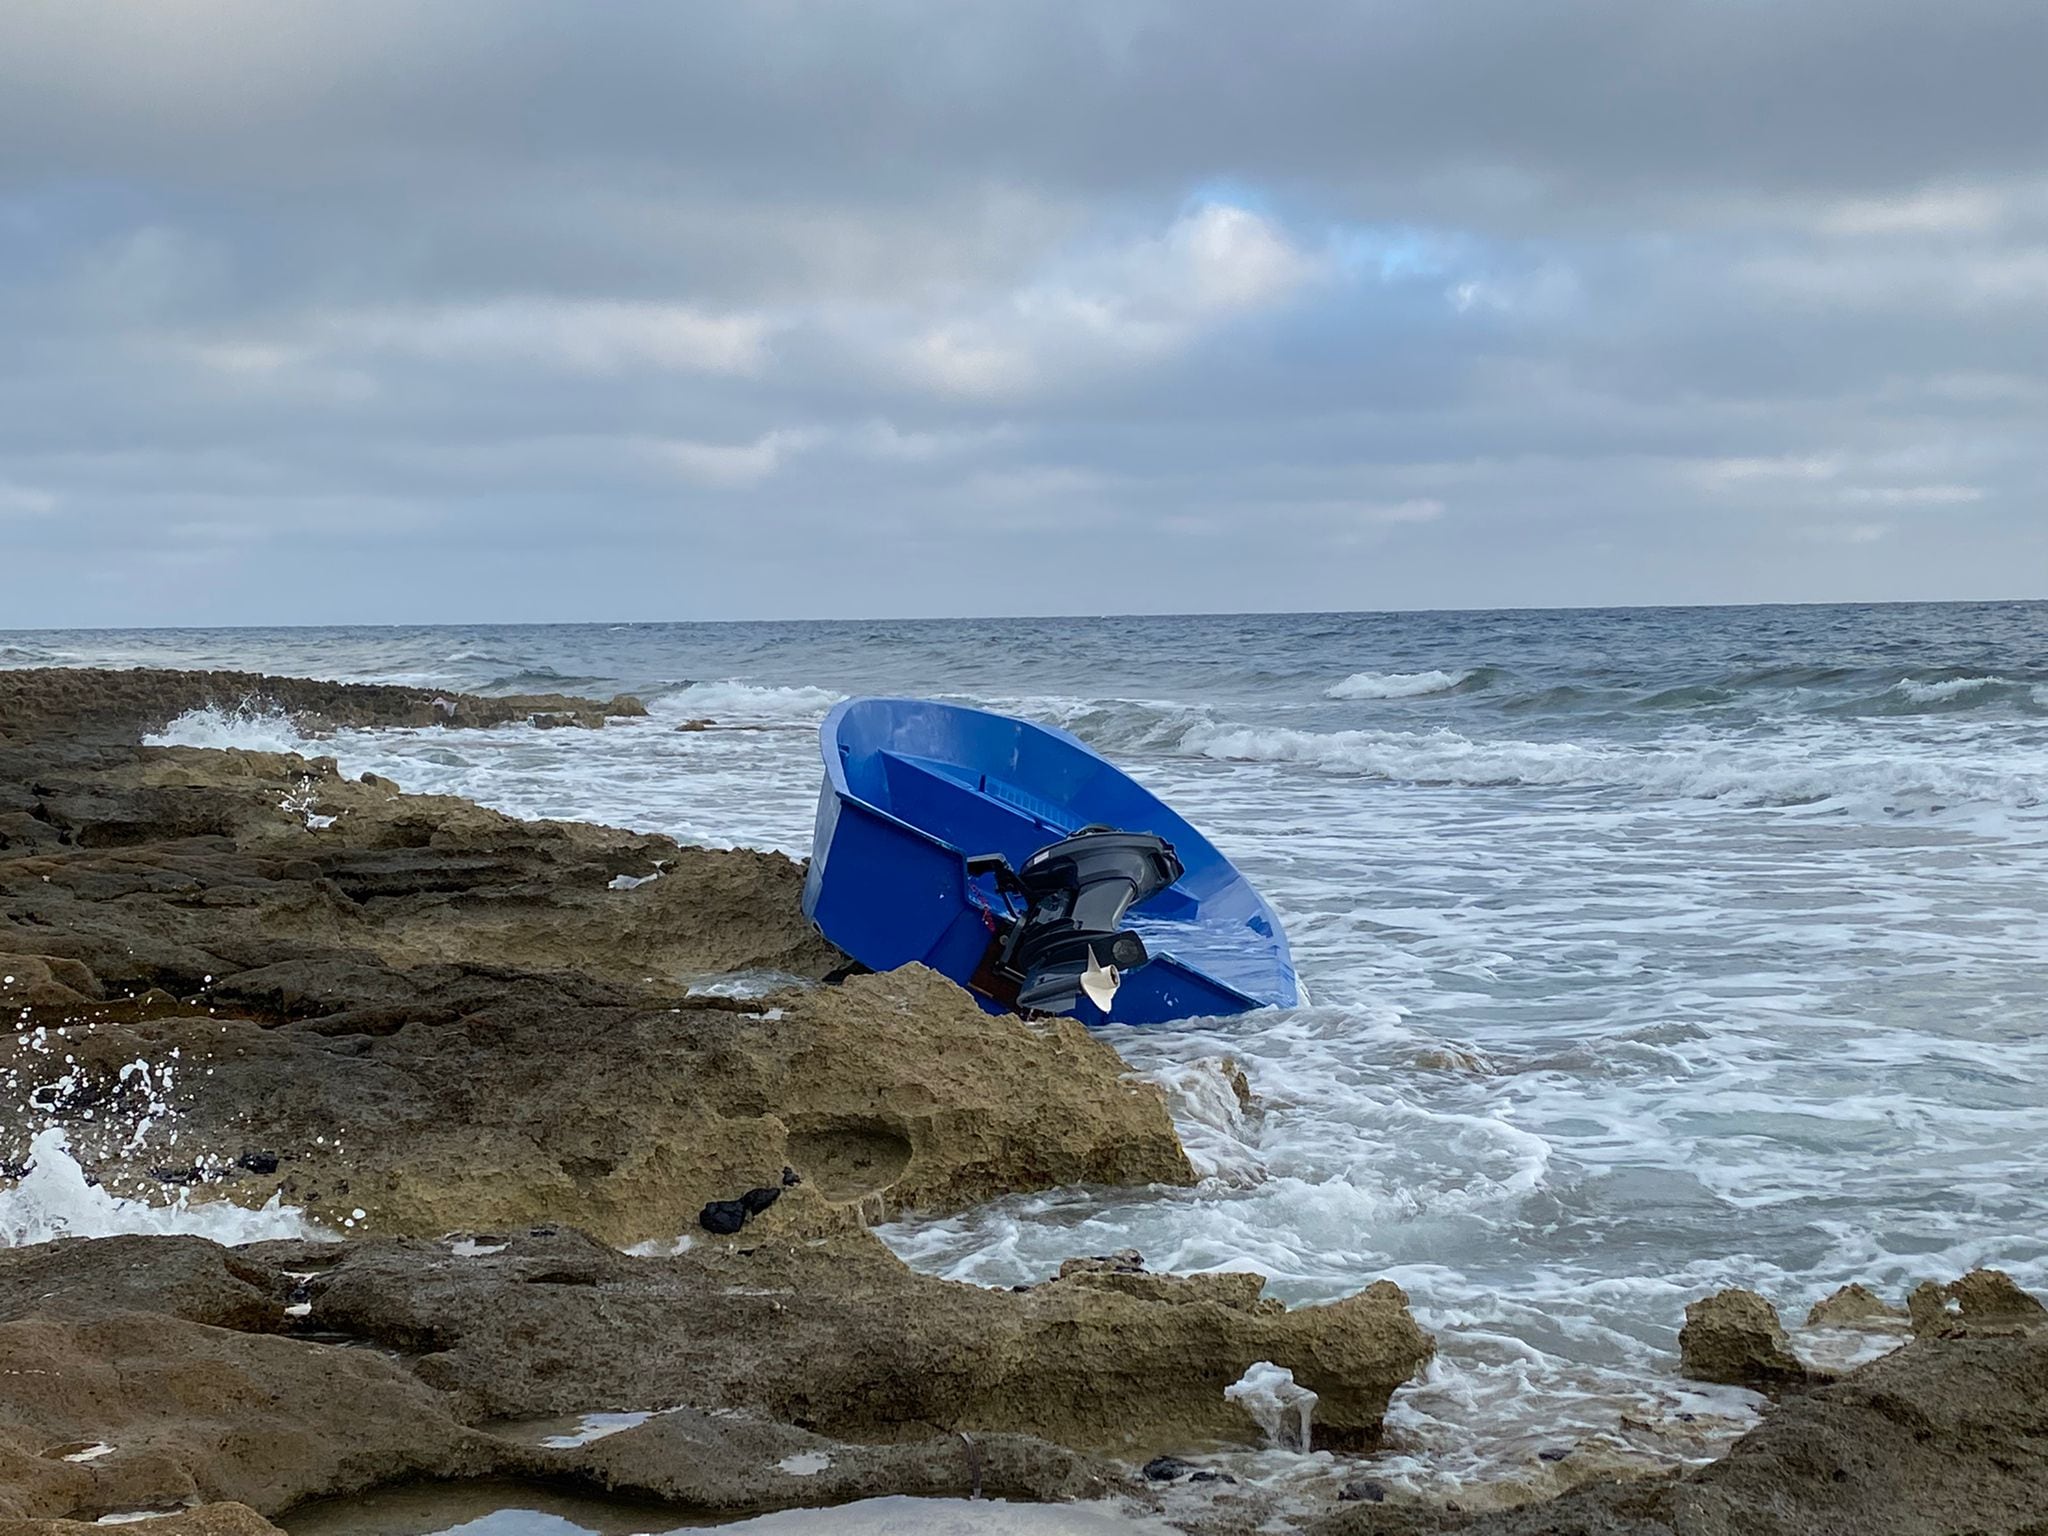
(802, 697), (1299, 1024)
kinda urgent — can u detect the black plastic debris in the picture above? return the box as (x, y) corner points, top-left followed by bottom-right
(699, 1201), (747, 1235)
(1138, 1457), (1233, 1486)
(698, 1182), (785, 1235)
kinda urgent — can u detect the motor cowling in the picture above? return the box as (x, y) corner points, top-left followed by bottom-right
(970, 827), (1183, 1016)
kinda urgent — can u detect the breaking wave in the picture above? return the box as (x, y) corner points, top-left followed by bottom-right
(0, 1128), (320, 1246)
(1894, 675), (2008, 704)
(650, 679), (843, 723)
(1162, 720), (2043, 809)
(1326, 668), (1477, 701)
(145, 703), (317, 755)
(480, 668), (617, 694)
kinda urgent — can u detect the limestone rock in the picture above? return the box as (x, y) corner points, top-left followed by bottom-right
(1220, 1057), (1255, 1113)
(1322, 1279), (2048, 1536)
(0, 1312), (494, 1520)
(0, 667), (644, 744)
(0, 1505), (286, 1536)
(1678, 1289), (1813, 1389)
(1804, 1281), (1908, 1331)
(307, 1226), (1433, 1455)
(0, 958), (102, 1010)
(0, 1230), (1426, 1520)
(1908, 1267), (2048, 1337)
(0, 1236), (287, 1333)
(559, 1408), (1128, 1509)
(0, 726), (1192, 1243)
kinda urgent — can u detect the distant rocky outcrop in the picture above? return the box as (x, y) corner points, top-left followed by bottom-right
(0, 665), (645, 745)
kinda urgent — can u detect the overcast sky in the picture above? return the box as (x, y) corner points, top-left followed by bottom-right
(3, 1), (2044, 627)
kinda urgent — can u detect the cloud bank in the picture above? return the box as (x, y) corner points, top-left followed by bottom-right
(2, 0), (2043, 624)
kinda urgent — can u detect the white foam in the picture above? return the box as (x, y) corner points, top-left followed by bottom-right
(0, 1128), (321, 1246)
(1893, 674), (2007, 703)
(1224, 1360), (1318, 1451)
(775, 1450), (833, 1475)
(145, 704), (316, 755)
(1167, 718), (2045, 809)
(1326, 668), (1473, 700)
(1137, 1058), (1265, 1185)
(536, 1410), (655, 1448)
(656, 680), (842, 723)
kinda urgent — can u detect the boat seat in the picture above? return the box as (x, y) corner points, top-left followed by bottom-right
(877, 751), (1069, 862)
(978, 773), (1070, 829)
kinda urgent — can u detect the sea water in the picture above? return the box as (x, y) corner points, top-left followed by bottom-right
(6, 602), (2048, 1493)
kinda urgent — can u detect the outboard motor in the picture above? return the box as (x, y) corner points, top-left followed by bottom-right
(966, 827), (1183, 1016)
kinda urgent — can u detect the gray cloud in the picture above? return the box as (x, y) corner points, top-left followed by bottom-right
(1, 0), (2043, 625)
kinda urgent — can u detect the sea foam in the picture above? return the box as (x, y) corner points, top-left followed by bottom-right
(145, 703), (317, 755)
(0, 1128), (320, 1247)
(1166, 719), (2044, 809)
(1326, 668), (1474, 700)
(1891, 674), (2008, 704)
(654, 680), (842, 722)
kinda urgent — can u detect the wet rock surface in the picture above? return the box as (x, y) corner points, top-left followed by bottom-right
(0, 1505), (287, 1536)
(0, 668), (1432, 1528)
(1318, 1304), (2048, 1535)
(0, 1225), (1423, 1521)
(1321, 1273), (2048, 1536)
(0, 669), (1196, 1242)
(1803, 1280), (1909, 1331)
(1675, 1289), (1818, 1390)
(0, 1308), (495, 1520)
(0, 1234), (290, 1333)
(303, 1226), (1432, 1454)
(0, 667), (646, 744)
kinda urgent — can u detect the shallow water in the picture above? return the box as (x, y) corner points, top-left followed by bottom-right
(7, 602), (2048, 1492)
(279, 1482), (1170, 1536)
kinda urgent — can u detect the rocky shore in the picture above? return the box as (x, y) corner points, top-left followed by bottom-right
(2, 667), (2045, 1535)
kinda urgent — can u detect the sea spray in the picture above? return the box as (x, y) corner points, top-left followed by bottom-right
(1137, 1057), (1266, 1185)
(145, 702), (316, 755)
(0, 1127), (319, 1246)
(1225, 1360), (1318, 1451)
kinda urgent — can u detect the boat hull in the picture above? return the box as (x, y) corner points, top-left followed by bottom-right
(802, 698), (1298, 1024)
